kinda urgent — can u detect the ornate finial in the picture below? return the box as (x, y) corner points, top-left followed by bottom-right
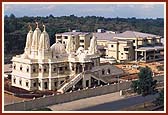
(28, 24), (32, 31)
(35, 22), (38, 28)
(43, 24), (46, 32)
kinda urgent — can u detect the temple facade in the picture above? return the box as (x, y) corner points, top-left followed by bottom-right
(11, 24), (123, 93)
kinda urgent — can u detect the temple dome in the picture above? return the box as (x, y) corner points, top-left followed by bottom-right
(25, 28), (33, 49)
(31, 22), (41, 50)
(38, 25), (50, 50)
(50, 42), (66, 54)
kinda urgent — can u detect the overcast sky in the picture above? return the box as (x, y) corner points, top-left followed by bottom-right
(4, 3), (164, 19)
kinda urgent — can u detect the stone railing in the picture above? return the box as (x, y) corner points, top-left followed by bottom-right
(57, 72), (84, 93)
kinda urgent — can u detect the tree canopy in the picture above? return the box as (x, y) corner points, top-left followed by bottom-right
(131, 66), (157, 97)
(4, 14), (164, 63)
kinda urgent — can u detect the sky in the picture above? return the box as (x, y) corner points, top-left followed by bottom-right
(3, 3), (165, 19)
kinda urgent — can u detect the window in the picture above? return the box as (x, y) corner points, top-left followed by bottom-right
(44, 67), (47, 72)
(102, 70), (105, 75)
(133, 46), (136, 49)
(44, 82), (48, 89)
(39, 82), (41, 87)
(33, 82), (36, 87)
(107, 69), (110, 74)
(59, 67), (63, 71)
(111, 45), (113, 47)
(121, 53), (123, 55)
(33, 66), (36, 72)
(54, 82), (57, 87)
(53, 67), (56, 72)
(13, 78), (16, 83)
(26, 82), (29, 87)
(124, 48), (129, 51)
(64, 36), (68, 39)
(27, 66), (29, 72)
(72, 66), (74, 71)
(39, 67), (42, 72)
(80, 40), (84, 43)
(19, 80), (22, 85)
(20, 65), (23, 71)
(80, 45), (84, 48)
(133, 40), (135, 43)
(65, 66), (68, 70)
(63, 41), (65, 44)
(13, 64), (16, 69)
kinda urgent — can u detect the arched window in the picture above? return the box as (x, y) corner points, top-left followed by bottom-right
(44, 66), (47, 72)
(102, 69), (105, 75)
(27, 66), (29, 72)
(107, 69), (110, 74)
(53, 66), (56, 72)
(32, 66), (36, 73)
(39, 66), (42, 72)
(20, 65), (23, 71)
(13, 64), (16, 70)
(26, 82), (29, 87)
(13, 77), (16, 83)
(19, 80), (22, 85)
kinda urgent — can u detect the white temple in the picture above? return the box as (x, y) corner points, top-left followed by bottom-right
(11, 23), (123, 93)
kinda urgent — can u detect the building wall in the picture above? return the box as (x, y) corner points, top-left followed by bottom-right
(79, 34), (92, 50)
(5, 81), (132, 111)
(106, 41), (134, 61)
(55, 33), (92, 51)
(106, 42), (118, 59)
(97, 40), (108, 47)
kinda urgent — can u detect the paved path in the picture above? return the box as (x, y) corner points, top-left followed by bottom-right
(48, 92), (158, 111)
(78, 94), (158, 111)
(48, 92), (125, 111)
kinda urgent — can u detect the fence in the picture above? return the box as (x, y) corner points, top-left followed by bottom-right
(4, 81), (132, 111)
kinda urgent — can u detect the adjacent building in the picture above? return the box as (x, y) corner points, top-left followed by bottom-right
(94, 30), (164, 62)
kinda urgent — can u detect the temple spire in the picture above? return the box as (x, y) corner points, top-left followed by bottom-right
(43, 24), (46, 32)
(28, 24), (32, 31)
(35, 22), (39, 28)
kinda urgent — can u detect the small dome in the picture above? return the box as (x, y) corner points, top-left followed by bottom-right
(31, 22), (41, 50)
(38, 25), (50, 50)
(50, 42), (66, 54)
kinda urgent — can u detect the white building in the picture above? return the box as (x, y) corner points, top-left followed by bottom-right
(11, 23), (124, 93)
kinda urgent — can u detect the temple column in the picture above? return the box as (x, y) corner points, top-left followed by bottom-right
(74, 64), (77, 74)
(48, 78), (52, 90)
(98, 80), (100, 85)
(82, 64), (85, 72)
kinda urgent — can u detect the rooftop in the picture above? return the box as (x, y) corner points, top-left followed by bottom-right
(116, 31), (159, 38)
(135, 46), (164, 51)
(56, 32), (89, 36)
(93, 32), (116, 41)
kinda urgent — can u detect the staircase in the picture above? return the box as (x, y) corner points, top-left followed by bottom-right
(57, 72), (84, 93)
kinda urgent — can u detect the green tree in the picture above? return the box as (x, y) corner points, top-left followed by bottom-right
(9, 13), (16, 19)
(153, 89), (164, 106)
(131, 66), (157, 107)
